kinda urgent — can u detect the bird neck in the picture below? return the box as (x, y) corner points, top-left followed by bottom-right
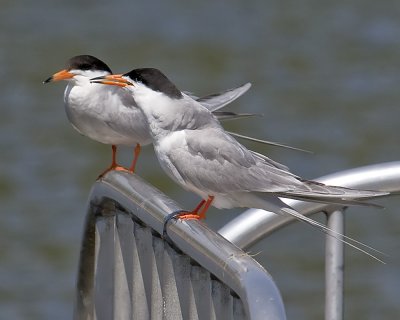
(133, 87), (217, 141)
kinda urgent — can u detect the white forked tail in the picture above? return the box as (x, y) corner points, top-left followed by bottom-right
(250, 195), (386, 263)
(279, 206), (386, 263)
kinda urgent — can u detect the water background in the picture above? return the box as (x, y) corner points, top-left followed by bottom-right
(1, 1), (399, 319)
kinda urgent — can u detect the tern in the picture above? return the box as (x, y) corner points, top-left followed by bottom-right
(92, 68), (389, 261)
(44, 55), (306, 177)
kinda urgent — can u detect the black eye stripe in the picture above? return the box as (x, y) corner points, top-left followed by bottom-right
(66, 55), (112, 73)
(79, 63), (92, 70)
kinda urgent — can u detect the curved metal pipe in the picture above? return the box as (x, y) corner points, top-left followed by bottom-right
(75, 172), (287, 320)
(219, 161), (400, 250)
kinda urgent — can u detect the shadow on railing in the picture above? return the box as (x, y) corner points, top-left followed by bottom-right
(73, 172), (286, 320)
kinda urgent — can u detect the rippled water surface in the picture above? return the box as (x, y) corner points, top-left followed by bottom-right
(1, 1), (399, 319)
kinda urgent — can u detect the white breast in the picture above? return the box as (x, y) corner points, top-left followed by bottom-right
(64, 80), (152, 146)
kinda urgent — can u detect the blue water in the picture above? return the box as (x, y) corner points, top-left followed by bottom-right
(1, 1), (399, 319)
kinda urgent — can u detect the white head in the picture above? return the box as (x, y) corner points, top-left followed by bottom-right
(90, 68), (220, 138)
(44, 55), (112, 86)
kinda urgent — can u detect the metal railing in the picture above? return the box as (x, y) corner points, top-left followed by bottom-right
(73, 162), (399, 320)
(219, 161), (400, 320)
(73, 172), (286, 320)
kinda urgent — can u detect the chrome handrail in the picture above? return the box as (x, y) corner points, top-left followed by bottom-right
(219, 161), (399, 249)
(219, 161), (399, 320)
(74, 172), (286, 320)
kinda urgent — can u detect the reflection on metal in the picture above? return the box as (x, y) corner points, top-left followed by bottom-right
(219, 161), (400, 320)
(73, 172), (286, 320)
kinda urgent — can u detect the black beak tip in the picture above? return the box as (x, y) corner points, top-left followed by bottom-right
(90, 76), (104, 81)
(43, 76), (53, 84)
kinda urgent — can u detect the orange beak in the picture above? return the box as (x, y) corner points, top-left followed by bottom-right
(90, 74), (134, 87)
(43, 69), (74, 83)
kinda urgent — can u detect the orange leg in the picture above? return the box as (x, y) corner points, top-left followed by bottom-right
(129, 143), (141, 173)
(198, 196), (214, 220)
(162, 196), (214, 239)
(193, 199), (206, 213)
(98, 145), (130, 179)
(177, 199), (206, 220)
(177, 196), (214, 220)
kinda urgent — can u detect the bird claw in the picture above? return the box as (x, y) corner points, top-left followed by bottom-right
(162, 210), (200, 241)
(97, 165), (132, 180)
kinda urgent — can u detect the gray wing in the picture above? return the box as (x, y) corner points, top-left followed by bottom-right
(196, 83), (251, 111)
(167, 128), (301, 194)
(184, 83), (314, 154)
(192, 83), (313, 154)
(102, 92), (151, 143)
(168, 128), (387, 200)
(212, 111), (261, 121)
(227, 131), (312, 154)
